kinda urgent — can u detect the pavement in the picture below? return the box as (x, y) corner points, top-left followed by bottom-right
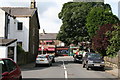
(105, 67), (118, 77)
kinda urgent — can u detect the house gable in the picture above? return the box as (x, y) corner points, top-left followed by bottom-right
(0, 9), (6, 38)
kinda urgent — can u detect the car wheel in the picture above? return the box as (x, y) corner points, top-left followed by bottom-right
(50, 63), (52, 66)
(48, 63), (51, 67)
(101, 67), (105, 71)
(19, 76), (22, 80)
(74, 59), (76, 63)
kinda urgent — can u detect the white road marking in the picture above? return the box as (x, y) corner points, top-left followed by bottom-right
(64, 70), (68, 79)
(63, 60), (68, 79)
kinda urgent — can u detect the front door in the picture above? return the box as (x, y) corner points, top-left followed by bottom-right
(8, 47), (14, 60)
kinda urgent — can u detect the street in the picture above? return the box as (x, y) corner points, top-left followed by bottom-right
(21, 56), (117, 80)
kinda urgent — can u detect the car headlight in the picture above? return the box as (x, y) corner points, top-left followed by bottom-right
(88, 60), (93, 63)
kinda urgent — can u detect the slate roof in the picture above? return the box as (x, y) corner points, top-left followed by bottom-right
(1, 7), (36, 17)
(0, 39), (17, 46)
(39, 33), (57, 40)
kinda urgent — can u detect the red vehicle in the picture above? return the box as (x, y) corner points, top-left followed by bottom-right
(0, 58), (22, 80)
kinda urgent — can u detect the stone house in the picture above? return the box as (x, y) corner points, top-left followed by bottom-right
(0, 0), (40, 62)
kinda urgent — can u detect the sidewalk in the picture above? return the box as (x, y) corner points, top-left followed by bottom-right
(105, 66), (118, 77)
(20, 62), (35, 70)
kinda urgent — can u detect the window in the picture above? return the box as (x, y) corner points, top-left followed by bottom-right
(3, 59), (16, 72)
(17, 42), (22, 47)
(17, 22), (23, 30)
(8, 47), (14, 60)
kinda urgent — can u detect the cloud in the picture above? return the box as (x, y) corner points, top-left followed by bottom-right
(39, 16), (62, 33)
(38, 0), (72, 33)
(39, 6), (62, 33)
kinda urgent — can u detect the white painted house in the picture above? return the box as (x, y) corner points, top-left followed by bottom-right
(0, 8), (18, 62)
(0, 39), (17, 62)
(0, 0), (40, 63)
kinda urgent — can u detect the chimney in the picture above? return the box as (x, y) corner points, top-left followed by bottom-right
(30, 0), (36, 9)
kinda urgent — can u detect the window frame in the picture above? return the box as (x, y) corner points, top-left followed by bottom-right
(17, 22), (23, 30)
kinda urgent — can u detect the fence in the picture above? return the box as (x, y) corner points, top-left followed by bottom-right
(17, 52), (36, 66)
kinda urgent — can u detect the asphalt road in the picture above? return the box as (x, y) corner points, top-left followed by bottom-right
(21, 56), (118, 80)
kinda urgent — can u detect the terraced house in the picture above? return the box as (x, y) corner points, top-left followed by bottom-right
(0, 0), (40, 63)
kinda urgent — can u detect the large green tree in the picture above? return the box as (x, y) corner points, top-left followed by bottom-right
(86, 6), (119, 39)
(57, 2), (113, 45)
(106, 23), (120, 57)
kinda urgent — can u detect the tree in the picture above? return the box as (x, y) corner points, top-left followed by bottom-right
(92, 24), (114, 56)
(86, 6), (119, 39)
(57, 2), (106, 45)
(106, 23), (120, 57)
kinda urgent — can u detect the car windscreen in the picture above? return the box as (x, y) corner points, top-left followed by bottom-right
(88, 53), (102, 59)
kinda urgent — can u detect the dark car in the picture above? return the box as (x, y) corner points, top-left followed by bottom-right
(73, 54), (83, 63)
(0, 58), (22, 80)
(82, 53), (105, 70)
(49, 55), (55, 63)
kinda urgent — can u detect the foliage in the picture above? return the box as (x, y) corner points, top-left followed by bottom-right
(86, 6), (119, 39)
(106, 23), (120, 57)
(92, 24), (114, 56)
(57, 2), (106, 45)
(17, 45), (25, 54)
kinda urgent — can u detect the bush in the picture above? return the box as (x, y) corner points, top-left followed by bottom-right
(17, 45), (25, 54)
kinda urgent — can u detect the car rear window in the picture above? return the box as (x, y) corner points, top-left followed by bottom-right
(37, 56), (47, 58)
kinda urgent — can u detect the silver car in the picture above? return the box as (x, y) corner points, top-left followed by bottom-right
(82, 53), (105, 70)
(35, 54), (52, 67)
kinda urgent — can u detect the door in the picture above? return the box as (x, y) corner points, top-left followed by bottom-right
(3, 59), (20, 80)
(8, 47), (14, 60)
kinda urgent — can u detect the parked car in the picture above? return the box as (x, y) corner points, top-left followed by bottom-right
(35, 54), (52, 67)
(49, 54), (55, 63)
(82, 53), (105, 70)
(73, 54), (83, 63)
(0, 58), (22, 80)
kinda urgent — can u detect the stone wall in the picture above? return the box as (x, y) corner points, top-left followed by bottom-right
(104, 56), (118, 68)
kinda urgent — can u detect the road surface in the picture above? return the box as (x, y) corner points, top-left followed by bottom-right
(21, 56), (117, 80)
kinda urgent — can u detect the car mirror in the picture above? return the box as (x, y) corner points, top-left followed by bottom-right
(2, 72), (9, 77)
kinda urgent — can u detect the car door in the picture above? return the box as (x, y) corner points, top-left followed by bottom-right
(3, 59), (20, 80)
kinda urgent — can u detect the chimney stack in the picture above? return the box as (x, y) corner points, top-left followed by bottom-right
(30, 0), (36, 9)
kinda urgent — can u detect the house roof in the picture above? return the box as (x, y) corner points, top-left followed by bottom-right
(1, 7), (36, 17)
(39, 33), (57, 40)
(0, 39), (17, 46)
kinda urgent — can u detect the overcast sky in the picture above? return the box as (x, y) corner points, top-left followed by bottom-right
(0, 0), (119, 33)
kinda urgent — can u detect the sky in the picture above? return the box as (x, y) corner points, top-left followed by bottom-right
(0, 0), (119, 33)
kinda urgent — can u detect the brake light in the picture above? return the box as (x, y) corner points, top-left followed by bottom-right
(46, 56), (49, 60)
